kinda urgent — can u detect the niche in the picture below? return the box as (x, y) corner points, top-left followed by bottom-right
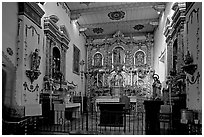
(112, 47), (125, 65)
(52, 47), (61, 79)
(173, 39), (178, 72)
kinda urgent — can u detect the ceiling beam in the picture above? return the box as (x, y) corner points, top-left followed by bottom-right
(69, 2), (166, 15)
(79, 18), (159, 29)
(86, 31), (152, 40)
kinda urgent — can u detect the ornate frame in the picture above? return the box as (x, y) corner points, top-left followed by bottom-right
(92, 52), (103, 66)
(73, 45), (80, 75)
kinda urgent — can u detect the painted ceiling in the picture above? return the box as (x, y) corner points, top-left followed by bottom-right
(66, 2), (166, 39)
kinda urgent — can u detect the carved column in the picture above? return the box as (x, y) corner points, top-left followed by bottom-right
(60, 46), (64, 79)
(146, 41), (153, 66)
(86, 42), (93, 97)
(62, 47), (66, 80)
(49, 40), (55, 78)
(166, 41), (173, 75)
(45, 37), (51, 76)
(177, 29), (185, 73)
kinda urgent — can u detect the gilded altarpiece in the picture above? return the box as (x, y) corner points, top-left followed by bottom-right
(86, 31), (155, 101)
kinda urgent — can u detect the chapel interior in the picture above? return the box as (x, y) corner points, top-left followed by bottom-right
(2, 2), (202, 135)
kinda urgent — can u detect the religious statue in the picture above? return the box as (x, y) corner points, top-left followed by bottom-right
(26, 49), (41, 84)
(113, 48), (122, 64)
(113, 73), (124, 86)
(31, 49), (41, 70)
(152, 74), (162, 100)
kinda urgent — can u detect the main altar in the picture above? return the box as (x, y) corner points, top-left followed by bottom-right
(85, 31), (155, 112)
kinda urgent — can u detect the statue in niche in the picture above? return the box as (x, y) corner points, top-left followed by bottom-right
(113, 73), (124, 86)
(94, 53), (102, 67)
(135, 51), (145, 65)
(113, 47), (124, 65)
(31, 49), (41, 70)
(26, 49), (41, 84)
(114, 49), (121, 64)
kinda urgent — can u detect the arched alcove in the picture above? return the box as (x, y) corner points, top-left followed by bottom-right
(134, 50), (146, 65)
(93, 52), (103, 67)
(52, 47), (61, 77)
(173, 39), (178, 72)
(112, 46), (125, 65)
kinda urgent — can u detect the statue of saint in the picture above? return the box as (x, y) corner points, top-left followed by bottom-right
(113, 48), (121, 64)
(114, 73), (124, 86)
(31, 49), (41, 70)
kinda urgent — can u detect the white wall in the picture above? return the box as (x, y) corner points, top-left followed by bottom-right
(2, 2), (45, 116)
(184, 3), (202, 111)
(2, 2), (18, 66)
(153, 2), (174, 83)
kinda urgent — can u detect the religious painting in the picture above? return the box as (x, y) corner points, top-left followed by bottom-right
(93, 53), (102, 67)
(135, 50), (145, 65)
(73, 45), (80, 75)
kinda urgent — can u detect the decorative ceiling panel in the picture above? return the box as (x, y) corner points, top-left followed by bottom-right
(66, 2), (167, 39)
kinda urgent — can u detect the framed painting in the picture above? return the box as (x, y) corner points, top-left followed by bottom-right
(73, 45), (80, 75)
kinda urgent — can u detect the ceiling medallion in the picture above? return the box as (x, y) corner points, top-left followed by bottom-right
(133, 24), (144, 31)
(93, 28), (104, 34)
(108, 11), (125, 20)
